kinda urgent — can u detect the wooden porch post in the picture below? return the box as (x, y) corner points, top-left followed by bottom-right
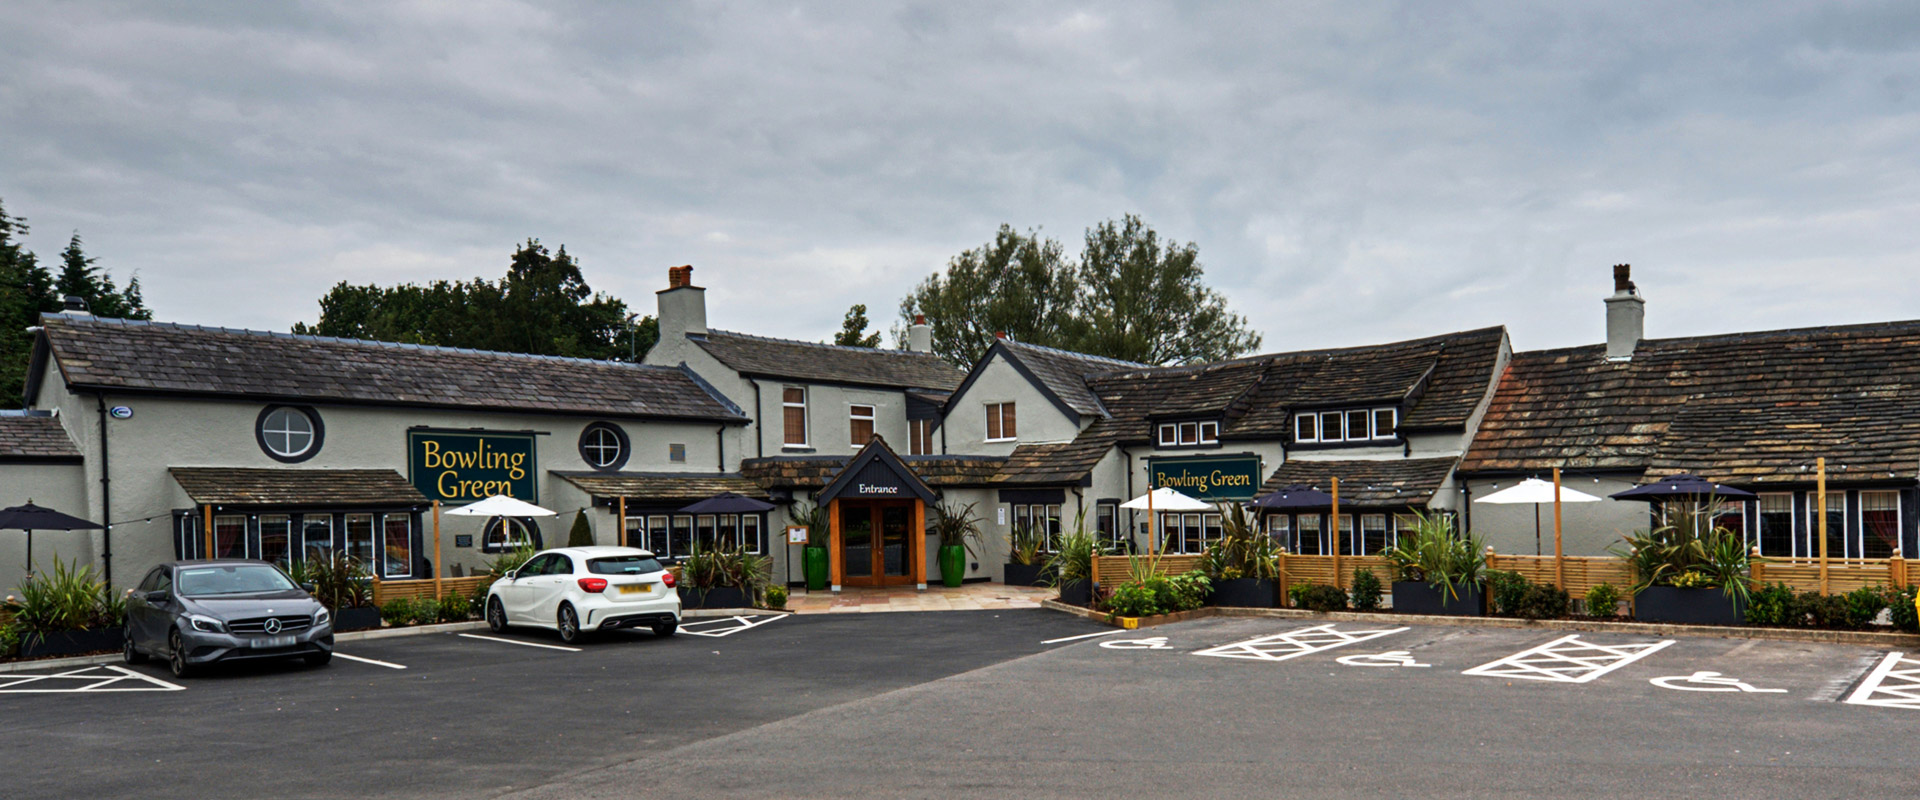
(1331, 477), (1342, 590)
(432, 501), (442, 598)
(617, 497), (627, 547)
(1553, 467), (1565, 589)
(202, 504), (213, 559)
(828, 499), (843, 592)
(1817, 457), (1829, 595)
(912, 499), (927, 590)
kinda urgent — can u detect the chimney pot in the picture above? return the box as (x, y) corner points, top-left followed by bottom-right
(1612, 264), (1635, 294)
(914, 314), (926, 325)
(61, 295), (90, 316)
(994, 331), (1007, 340)
(1604, 264), (1644, 361)
(667, 265), (694, 290)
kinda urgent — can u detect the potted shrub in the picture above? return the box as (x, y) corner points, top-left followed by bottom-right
(677, 542), (769, 609)
(1043, 521), (1103, 606)
(1381, 512), (1486, 616)
(1003, 521), (1048, 587)
(791, 504), (830, 591)
(929, 501), (984, 588)
(3, 558), (126, 658)
(1616, 502), (1752, 626)
(303, 553), (381, 630)
(1198, 503), (1278, 607)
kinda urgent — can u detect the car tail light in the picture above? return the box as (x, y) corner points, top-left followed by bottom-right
(661, 571), (677, 588)
(577, 577), (609, 593)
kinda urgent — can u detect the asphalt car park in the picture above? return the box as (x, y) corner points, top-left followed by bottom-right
(5, 612), (1919, 799)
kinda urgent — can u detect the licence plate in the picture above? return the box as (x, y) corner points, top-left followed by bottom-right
(618, 583), (652, 595)
(251, 635), (296, 649)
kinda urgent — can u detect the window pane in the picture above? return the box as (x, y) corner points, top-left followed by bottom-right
(1758, 494), (1795, 557)
(1295, 414), (1316, 442)
(1297, 514), (1321, 555)
(1320, 412), (1344, 442)
(302, 517), (334, 563)
(624, 513), (643, 549)
(742, 516), (762, 554)
(850, 418), (873, 446)
(1159, 424), (1176, 445)
(1361, 514), (1388, 555)
(1002, 403), (1016, 439)
(1179, 422), (1197, 445)
(1863, 491), (1899, 559)
(648, 515), (670, 556)
(260, 515), (292, 567)
(671, 515), (694, 557)
(1337, 514), (1355, 556)
(1373, 409), (1396, 439)
(986, 405), (1002, 440)
(214, 515), (247, 559)
(1199, 421), (1218, 443)
(1346, 411), (1371, 441)
(783, 387), (804, 404)
(382, 515), (411, 578)
(697, 515), (717, 550)
(784, 405), (807, 445)
(346, 514), (375, 566)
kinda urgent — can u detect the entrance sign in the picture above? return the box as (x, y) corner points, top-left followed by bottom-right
(409, 430), (538, 504)
(1147, 455), (1262, 501)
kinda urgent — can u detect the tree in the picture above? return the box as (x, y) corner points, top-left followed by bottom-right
(833, 304), (882, 347)
(567, 511), (594, 547)
(0, 202), (155, 407)
(55, 233), (151, 320)
(898, 225), (1081, 366)
(1071, 215), (1261, 365)
(294, 239), (642, 361)
(898, 216), (1260, 366)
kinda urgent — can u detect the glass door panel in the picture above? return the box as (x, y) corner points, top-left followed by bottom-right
(880, 506), (911, 577)
(843, 509), (874, 578)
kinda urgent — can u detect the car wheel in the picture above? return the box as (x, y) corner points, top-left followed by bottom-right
(122, 625), (148, 665)
(651, 620), (677, 638)
(487, 597), (508, 633)
(304, 650), (332, 667)
(557, 604), (581, 644)
(167, 630), (194, 679)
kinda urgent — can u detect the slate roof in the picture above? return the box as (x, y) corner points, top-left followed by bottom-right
(995, 441), (1112, 485)
(1259, 457), (1461, 507)
(29, 316), (748, 422)
(169, 468), (427, 507)
(694, 330), (965, 391)
(1460, 320), (1920, 485)
(739, 454), (1011, 488)
(0, 415), (81, 461)
(552, 472), (769, 501)
(998, 340), (1146, 418)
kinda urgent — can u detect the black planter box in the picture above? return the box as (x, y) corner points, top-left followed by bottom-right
(17, 628), (124, 659)
(679, 586), (750, 609)
(335, 606), (382, 632)
(1392, 581), (1484, 616)
(1209, 578), (1277, 608)
(1004, 562), (1045, 586)
(1057, 579), (1091, 607)
(1634, 586), (1745, 626)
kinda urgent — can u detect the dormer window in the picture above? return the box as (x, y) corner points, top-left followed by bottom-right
(1156, 420), (1219, 447)
(1293, 407), (1397, 444)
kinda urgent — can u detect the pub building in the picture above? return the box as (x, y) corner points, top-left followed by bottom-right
(4, 264), (1917, 593)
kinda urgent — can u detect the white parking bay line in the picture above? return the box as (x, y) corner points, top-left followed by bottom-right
(1043, 631), (1122, 644)
(0, 665), (184, 693)
(457, 633), (581, 652)
(680, 615), (783, 638)
(1463, 634), (1674, 684)
(1845, 651), (1920, 710)
(1193, 623), (1409, 662)
(333, 652), (406, 670)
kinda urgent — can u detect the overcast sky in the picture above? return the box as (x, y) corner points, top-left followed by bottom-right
(2, 2), (1917, 356)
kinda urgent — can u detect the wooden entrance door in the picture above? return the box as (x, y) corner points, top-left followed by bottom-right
(840, 501), (916, 587)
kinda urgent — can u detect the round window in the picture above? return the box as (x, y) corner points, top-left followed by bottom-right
(578, 422), (630, 471)
(256, 405), (323, 462)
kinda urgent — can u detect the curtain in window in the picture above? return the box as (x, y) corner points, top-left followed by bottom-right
(1863, 491), (1899, 559)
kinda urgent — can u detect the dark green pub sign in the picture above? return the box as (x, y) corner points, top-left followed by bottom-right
(409, 430), (538, 504)
(1148, 454), (1262, 501)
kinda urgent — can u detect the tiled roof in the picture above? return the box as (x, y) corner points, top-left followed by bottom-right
(1000, 340), (1146, 418)
(694, 330), (965, 391)
(0, 415), (80, 461)
(739, 454), (1012, 489)
(995, 441), (1112, 485)
(169, 468), (427, 507)
(1460, 320), (1920, 484)
(33, 316), (747, 422)
(552, 472), (768, 501)
(1260, 457), (1460, 507)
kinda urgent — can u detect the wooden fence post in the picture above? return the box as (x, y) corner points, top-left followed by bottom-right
(432, 500), (442, 600)
(1750, 547), (1765, 586)
(1817, 457), (1829, 595)
(1331, 477), (1342, 590)
(1276, 548), (1289, 606)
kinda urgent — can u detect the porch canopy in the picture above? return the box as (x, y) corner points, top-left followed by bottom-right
(170, 467), (427, 508)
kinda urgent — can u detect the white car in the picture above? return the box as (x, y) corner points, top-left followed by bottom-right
(484, 546), (680, 643)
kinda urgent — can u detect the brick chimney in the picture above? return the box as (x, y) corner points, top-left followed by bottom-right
(907, 314), (932, 353)
(657, 265), (707, 339)
(1605, 264), (1643, 361)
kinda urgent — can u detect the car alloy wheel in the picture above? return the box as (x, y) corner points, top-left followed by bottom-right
(167, 630), (193, 678)
(557, 605), (580, 644)
(487, 597), (508, 632)
(123, 625), (148, 665)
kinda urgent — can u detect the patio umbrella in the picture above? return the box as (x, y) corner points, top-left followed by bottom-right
(0, 501), (104, 574)
(1121, 488), (1212, 556)
(1476, 477), (1602, 556)
(443, 494), (557, 518)
(678, 492), (776, 515)
(1609, 474), (1757, 503)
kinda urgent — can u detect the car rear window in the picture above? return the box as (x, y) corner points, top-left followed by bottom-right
(587, 556), (665, 575)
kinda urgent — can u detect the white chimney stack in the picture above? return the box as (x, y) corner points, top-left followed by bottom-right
(1604, 264), (1643, 361)
(907, 314), (932, 353)
(656, 265), (707, 340)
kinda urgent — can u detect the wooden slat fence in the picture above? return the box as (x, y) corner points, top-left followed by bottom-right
(1484, 555), (1635, 598)
(372, 575), (495, 605)
(1751, 558), (1910, 594)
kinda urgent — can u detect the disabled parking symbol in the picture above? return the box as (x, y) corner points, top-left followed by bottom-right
(1649, 671), (1786, 693)
(1335, 650), (1430, 668)
(1101, 637), (1172, 650)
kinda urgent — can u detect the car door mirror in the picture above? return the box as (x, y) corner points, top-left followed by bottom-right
(503, 569), (517, 581)
(146, 590), (169, 604)
(300, 582), (317, 594)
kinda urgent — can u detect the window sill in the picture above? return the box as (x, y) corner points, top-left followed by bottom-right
(983, 438), (1017, 444)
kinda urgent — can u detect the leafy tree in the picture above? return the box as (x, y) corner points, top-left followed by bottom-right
(897, 225), (1081, 366)
(1071, 215), (1261, 365)
(0, 202), (154, 407)
(833, 303), (882, 348)
(899, 216), (1259, 366)
(294, 239), (645, 361)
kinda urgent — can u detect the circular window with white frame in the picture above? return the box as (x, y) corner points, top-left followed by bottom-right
(578, 421), (630, 472)
(256, 405), (323, 463)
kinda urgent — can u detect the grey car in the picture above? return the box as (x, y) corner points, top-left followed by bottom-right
(123, 559), (334, 678)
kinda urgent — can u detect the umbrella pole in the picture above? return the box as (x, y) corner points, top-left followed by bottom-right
(1533, 504), (1541, 557)
(24, 528), (30, 576)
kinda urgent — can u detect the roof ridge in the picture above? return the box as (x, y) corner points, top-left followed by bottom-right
(706, 327), (946, 359)
(1085, 326), (1506, 381)
(40, 313), (678, 370)
(1002, 339), (1149, 369)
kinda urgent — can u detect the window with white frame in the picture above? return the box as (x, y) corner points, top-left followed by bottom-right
(1156, 420), (1220, 447)
(1296, 514), (1323, 555)
(1336, 514), (1355, 556)
(1862, 490), (1900, 559)
(1756, 493), (1795, 557)
(985, 402), (1017, 442)
(1292, 408), (1398, 444)
(782, 387), (808, 448)
(849, 404), (875, 447)
(1810, 492), (1847, 559)
(1266, 514), (1291, 549)
(1360, 514), (1389, 555)
(258, 406), (322, 461)
(909, 419), (935, 455)
(381, 514), (412, 579)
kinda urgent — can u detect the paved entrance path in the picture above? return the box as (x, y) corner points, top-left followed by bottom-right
(785, 582), (1052, 613)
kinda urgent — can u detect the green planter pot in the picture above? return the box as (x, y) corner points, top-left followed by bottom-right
(938, 544), (967, 587)
(803, 546), (830, 591)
